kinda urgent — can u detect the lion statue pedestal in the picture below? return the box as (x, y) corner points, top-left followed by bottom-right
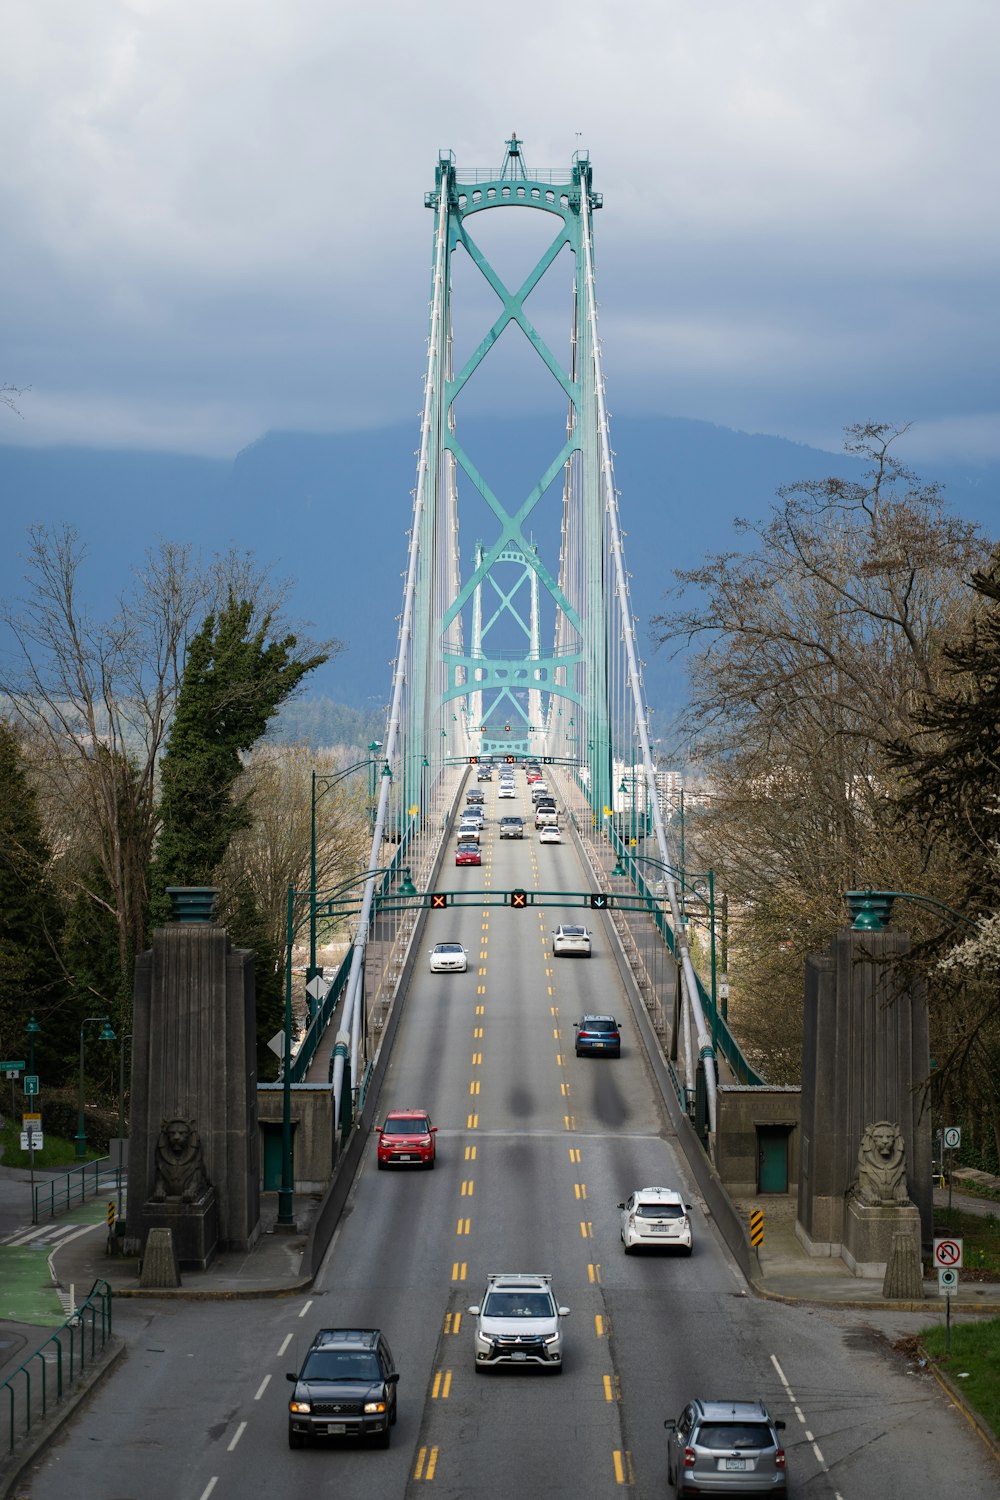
(842, 1122), (923, 1293)
(141, 1118), (219, 1271)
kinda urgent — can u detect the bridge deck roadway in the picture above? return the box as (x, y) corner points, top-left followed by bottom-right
(9, 770), (1000, 1498)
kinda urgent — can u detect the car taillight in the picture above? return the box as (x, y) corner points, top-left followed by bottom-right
(683, 1446), (696, 1468)
(775, 1448), (786, 1469)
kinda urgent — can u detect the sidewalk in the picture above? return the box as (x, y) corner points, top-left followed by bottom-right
(0, 1187), (319, 1392)
(731, 1189), (1000, 1311)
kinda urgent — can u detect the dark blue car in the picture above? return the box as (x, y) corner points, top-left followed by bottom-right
(574, 1015), (621, 1058)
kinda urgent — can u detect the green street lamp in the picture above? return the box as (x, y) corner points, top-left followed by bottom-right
(627, 851), (719, 1050)
(845, 889), (977, 932)
(75, 1016), (116, 1159)
(277, 860), (420, 1228)
(309, 753), (386, 1003)
(26, 1013), (40, 1077)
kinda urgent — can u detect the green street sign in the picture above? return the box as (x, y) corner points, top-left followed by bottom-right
(24, 1075), (39, 1096)
(1, 1061), (25, 1077)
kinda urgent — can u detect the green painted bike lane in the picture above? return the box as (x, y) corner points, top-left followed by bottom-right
(0, 1201), (111, 1326)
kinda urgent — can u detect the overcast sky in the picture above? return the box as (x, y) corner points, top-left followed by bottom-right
(2, 0), (998, 464)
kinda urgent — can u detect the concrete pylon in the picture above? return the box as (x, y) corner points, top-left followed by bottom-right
(796, 925), (932, 1261)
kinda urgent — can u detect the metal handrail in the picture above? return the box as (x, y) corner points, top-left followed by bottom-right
(32, 1159), (122, 1224)
(2, 1279), (113, 1456)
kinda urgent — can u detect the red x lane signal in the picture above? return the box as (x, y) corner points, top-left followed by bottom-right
(430, 893), (448, 910)
(511, 889), (528, 908)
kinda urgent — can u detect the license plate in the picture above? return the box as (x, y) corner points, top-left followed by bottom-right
(324, 1423), (346, 1435)
(512, 1351), (527, 1361)
(651, 1225), (668, 1233)
(725, 1458), (748, 1470)
(399, 1154), (416, 1161)
(592, 1041), (604, 1047)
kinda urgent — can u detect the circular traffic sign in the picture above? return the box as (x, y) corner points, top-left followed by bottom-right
(933, 1237), (963, 1268)
(943, 1126), (961, 1150)
(938, 1267), (959, 1291)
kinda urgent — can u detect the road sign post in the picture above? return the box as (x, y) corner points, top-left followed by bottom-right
(943, 1126), (961, 1212)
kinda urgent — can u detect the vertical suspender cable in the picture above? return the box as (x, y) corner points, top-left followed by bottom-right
(579, 184), (718, 1133)
(332, 171), (452, 1131)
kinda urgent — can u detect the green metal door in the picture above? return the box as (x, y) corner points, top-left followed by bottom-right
(261, 1122), (290, 1192)
(757, 1126), (789, 1194)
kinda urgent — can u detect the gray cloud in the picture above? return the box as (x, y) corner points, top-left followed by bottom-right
(2, 0), (998, 459)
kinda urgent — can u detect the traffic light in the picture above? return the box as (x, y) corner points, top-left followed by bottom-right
(590, 893), (611, 910)
(510, 889), (528, 908)
(430, 893), (449, 910)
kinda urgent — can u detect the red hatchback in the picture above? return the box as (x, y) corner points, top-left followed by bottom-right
(377, 1110), (437, 1169)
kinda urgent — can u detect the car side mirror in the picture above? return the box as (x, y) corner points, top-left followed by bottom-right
(617, 1202), (625, 1209)
(664, 1418), (677, 1431)
(467, 1304), (481, 1316)
(557, 1306), (570, 1317)
(775, 1419), (786, 1430)
(386, 1371), (400, 1384)
(286, 1372), (297, 1382)
(430, 1126), (438, 1132)
(685, 1204), (693, 1212)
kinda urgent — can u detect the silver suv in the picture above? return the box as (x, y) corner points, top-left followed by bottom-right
(468, 1272), (569, 1373)
(664, 1398), (787, 1494)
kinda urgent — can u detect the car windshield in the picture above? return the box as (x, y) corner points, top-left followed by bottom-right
(696, 1423), (773, 1450)
(383, 1116), (429, 1134)
(562, 927), (586, 936)
(583, 1019), (616, 1032)
(483, 1292), (554, 1318)
(436, 945), (463, 954)
(302, 1351), (381, 1382)
(635, 1202), (684, 1218)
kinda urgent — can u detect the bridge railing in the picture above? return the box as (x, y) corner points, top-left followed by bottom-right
(1, 1279), (114, 1460)
(32, 1159), (123, 1225)
(607, 827), (764, 1088)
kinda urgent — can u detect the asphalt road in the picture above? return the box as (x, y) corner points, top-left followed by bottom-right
(21, 776), (1000, 1498)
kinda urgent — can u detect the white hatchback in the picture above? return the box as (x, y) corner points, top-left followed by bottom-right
(618, 1187), (693, 1255)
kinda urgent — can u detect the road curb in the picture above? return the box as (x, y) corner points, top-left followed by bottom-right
(748, 1275), (1000, 1314)
(0, 1335), (127, 1500)
(110, 1276), (314, 1300)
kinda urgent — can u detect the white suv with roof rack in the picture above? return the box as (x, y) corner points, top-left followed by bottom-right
(468, 1272), (569, 1372)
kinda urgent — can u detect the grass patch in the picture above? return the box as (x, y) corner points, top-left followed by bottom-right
(920, 1316), (1000, 1441)
(0, 1114), (104, 1170)
(933, 1205), (1000, 1281)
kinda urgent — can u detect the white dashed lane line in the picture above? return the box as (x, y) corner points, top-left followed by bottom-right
(770, 1352), (844, 1500)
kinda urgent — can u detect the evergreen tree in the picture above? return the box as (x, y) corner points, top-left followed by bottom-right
(149, 594), (327, 922)
(0, 722), (65, 1073)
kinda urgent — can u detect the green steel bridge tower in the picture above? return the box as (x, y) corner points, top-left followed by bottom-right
(333, 139), (721, 1136)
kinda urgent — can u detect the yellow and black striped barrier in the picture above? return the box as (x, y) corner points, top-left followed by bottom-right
(749, 1209), (764, 1248)
(107, 1200), (116, 1229)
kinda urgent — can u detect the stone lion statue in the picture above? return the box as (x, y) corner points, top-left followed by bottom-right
(853, 1121), (911, 1207)
(152, 1118), (210, 1203)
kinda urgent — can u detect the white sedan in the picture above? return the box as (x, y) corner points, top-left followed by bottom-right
(538, 824), (562, 844)
(429, 942), (468, 974)
(618, 1187), (693, 1255)
(552, 924), (591, 957)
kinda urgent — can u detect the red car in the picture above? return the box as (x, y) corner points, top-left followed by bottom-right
(377, 1110), (437, 1169)
(456, 841), (481, 866)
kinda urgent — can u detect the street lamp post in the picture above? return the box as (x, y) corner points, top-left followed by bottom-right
(75, 1016), (116, 1160)
(625, 850), (719, 1050)
(26, 1013), (40, 1077)
(308, 750), (386, 1004)
(277, 861), (419, 1229)
(116, 1031), (133, 1215)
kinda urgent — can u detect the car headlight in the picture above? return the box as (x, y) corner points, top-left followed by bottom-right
(543, 1333), (560, 1345)
(363, 1400), (387, 1414)
(289, 1399), (311, 1413)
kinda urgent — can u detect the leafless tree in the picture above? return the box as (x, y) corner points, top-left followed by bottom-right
(654, 424), (991, 1078)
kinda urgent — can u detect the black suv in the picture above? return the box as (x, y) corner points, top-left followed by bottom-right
(287, 1328), (399, 1448)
